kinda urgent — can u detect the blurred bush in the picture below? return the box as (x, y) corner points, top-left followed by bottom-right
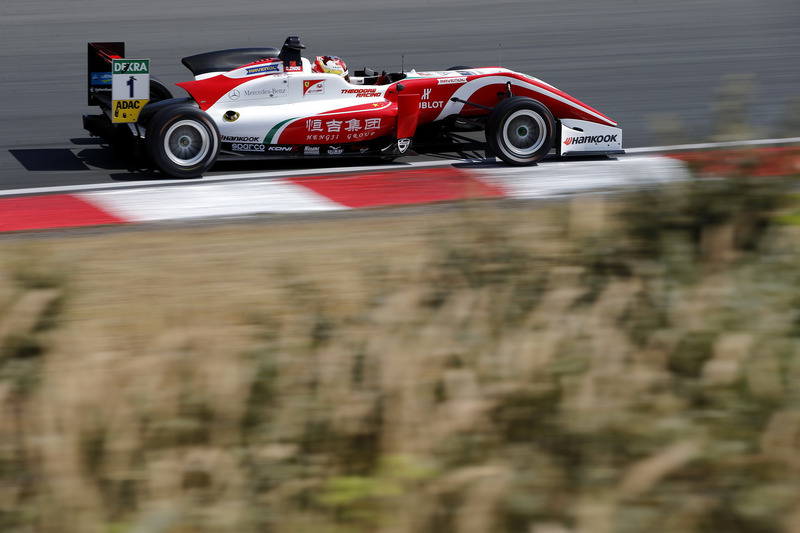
(3, 171), (800, 532)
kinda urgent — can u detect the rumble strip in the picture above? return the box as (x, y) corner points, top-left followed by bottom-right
(0, 157), (688, 233)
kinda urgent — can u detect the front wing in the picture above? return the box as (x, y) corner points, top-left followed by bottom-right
(558, 119), (623, 157)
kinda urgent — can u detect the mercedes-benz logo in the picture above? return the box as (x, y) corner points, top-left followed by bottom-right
(229, 89), (240, 100)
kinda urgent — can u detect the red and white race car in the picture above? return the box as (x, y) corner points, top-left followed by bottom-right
(84, 36), (623, 178)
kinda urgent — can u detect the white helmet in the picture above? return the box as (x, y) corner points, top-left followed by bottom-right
(312, 55), (349, 79)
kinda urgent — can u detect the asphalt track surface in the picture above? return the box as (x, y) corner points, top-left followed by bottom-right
(1, 0), (798, 192)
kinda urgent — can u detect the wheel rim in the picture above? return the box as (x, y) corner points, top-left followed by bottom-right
(163, 120), (210, 167)
(501, 110), (547, 157)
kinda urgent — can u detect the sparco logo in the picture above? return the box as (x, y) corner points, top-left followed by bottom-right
(564, 134), (618, 146)
(232, 143), (265, 152)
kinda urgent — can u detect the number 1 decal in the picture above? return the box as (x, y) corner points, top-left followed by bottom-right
(127, 76), (137, 98)
(111, 58), (150, 123)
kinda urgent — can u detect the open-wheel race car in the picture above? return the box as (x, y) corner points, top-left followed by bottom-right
(84, 36), (623, 178)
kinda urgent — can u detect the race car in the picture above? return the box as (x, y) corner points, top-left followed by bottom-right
(84, 36), (623, 178)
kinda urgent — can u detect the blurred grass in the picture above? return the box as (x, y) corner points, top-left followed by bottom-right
(3, 167), (800, 532)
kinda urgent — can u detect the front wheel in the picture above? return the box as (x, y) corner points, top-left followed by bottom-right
(146, 106), (220, 178)
(485, 97), (555, 165)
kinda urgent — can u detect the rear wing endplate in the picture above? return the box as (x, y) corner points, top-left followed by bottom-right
(87, 42), (124, 107)
(87, 42), (150, 123)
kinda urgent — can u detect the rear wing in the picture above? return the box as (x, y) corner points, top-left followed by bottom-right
(87, 42), (151, 123)
(87, 42), (124, 107)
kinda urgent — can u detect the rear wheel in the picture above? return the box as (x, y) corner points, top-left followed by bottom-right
(485, 97), (555, 165)
(146, 106), (220, 178)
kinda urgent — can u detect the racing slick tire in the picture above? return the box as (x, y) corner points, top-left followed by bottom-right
(485, 97), (555, 165)
(146, 106), (220, 178)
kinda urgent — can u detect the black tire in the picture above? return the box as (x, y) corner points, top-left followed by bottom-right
(485, 97), (555, 165)
(145, 106), (220, 178)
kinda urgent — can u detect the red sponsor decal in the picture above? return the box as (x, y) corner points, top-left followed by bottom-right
(276, 102), (396, 144)
(303, 79), (325, 95)
(341, 88), (380, 97)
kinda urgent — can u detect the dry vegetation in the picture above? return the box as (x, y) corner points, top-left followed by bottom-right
(2, 171), (800, 533)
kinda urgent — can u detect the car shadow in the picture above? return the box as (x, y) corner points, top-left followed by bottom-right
(8, 138), (147, 175)
(208, 157), (415, 175)
(9, 137), (493, 183)
(9, 148), (92, 172)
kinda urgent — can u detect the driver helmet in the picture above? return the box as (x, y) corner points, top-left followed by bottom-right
(312, 55), (349, 80)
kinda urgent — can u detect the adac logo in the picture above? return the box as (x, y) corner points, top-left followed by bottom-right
(303, 79), (325, 96)
(223, 110), (240, 122)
